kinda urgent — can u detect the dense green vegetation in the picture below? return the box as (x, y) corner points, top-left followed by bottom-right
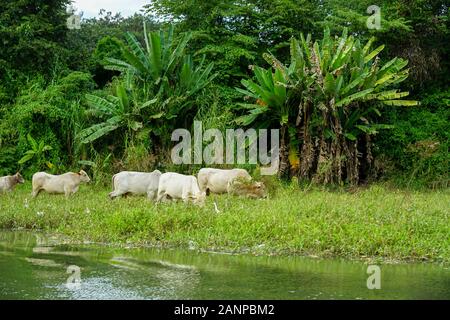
(1, 1), (448, 187)
(1, 183), (448, 263)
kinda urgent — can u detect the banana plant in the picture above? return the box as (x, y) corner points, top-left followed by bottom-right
(235, 66), (290, 126)
(234, 64), (293, 177)
(287, 28), (417, 133)
(78, 83), (161, 145)
(236, 27), (418, 184)
(105, 24), (192, 88)
(104, 23), (217, 121)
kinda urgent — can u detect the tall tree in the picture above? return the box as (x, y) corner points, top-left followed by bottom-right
(322, 0), (449, 92)
(0, 0), (70, 77)
(0, 0), (71, 106)
(147, 0), (322, 86)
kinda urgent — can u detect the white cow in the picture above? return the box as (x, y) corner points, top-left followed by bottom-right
(109, 170), (162, 200)
(0, 173), (25, 193)
(32, 170), (91, 198)
(157, 172), (206, 206)
(198, 168), (267, 198)
(197, 168), (250, 194)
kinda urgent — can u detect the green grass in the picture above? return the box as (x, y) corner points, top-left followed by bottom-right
(0, 182), (449, 264)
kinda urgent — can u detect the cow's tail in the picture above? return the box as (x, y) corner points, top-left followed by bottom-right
(111, 174), (117, 191)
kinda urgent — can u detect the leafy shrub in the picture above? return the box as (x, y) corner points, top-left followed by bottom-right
(18, 134), (55, 174)
(374, 89), (449, 187)
(91, 36), (124, 87)
(0, 72), (95, 177)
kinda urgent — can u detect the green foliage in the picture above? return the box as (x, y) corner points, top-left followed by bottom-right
(0, 72), (95, 175)
(79, 152), (114, 187)
(375, 89), (450, 187)
(90, 36), (125, 86)
(0, 0), (71, 77)
(89, 24), (217, 150)
(64, 12), (160, 75)
(322, 0), (449, 90)
(78, 82), (160, 145)
(105, 24), (217, 107)
(94, 36), (124, 62)
(147, 0), (321, 86)
(18, 134), (54, 172)
(0, 146), (18, 176)
(236, 66), (289, 127)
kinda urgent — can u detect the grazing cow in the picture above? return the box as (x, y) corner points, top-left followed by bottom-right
(32, 170), (91, 198)
(157, 172), (206, 206)
(197, 168), (267, 198)
(227, 178), (268, 199)
(0, 173), (25, 193)
(109, 170), (162, 200)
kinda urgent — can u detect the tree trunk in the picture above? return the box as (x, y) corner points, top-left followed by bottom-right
(278, 124), (290, 180)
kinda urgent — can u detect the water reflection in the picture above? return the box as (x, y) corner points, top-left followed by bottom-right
(0, 231), (449, 300)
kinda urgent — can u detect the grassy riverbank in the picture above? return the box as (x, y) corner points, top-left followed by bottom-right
(0, 183), (448, 264)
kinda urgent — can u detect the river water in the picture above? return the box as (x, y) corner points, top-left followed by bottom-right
(0, 231), (448, 300)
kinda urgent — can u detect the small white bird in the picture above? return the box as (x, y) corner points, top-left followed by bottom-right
(213, 201), (220, 214)
(188, 240), (198, 250)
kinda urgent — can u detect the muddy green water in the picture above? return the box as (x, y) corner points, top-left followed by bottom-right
(0, 231), (448, 300)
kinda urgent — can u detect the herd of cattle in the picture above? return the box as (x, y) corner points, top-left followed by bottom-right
(0, 168), (267, 205)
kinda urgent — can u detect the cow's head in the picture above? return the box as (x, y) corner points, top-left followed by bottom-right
(79, 170), (91, 183)
(247, 181), (268, 199)
(192, 191), (206, 207)
(14, 173), (25, 184)
(229, 179), (268, 199)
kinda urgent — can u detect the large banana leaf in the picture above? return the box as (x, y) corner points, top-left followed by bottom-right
(335, 88), (374, 107)
(382, 100), (420, 106)
(85, 94), (118, 116)
(78, 116), (122, 144)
